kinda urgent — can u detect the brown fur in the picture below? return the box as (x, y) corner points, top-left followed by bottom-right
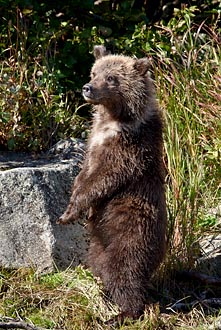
(58, 45), (167, 323)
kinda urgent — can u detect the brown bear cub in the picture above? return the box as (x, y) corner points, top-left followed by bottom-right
(58, 45), (167, 324)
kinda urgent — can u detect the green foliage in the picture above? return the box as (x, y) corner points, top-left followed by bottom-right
(0, 1), (95, 151)
(0, 0), (220, 150)
(197, 214), (217, 229)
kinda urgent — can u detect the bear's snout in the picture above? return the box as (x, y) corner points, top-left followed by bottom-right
(82, 83), (93, 98)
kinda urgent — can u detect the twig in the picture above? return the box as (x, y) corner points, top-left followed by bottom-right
(200, 298), (221, 308)
(0, 316), (48, 330)
(176, 270), (221, 286)
(167, 298), (221, 313)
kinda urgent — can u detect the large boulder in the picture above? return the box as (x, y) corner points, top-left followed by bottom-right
(0, 139), (88, 273)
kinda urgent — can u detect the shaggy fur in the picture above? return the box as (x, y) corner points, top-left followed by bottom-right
(58, 45), (167, 323)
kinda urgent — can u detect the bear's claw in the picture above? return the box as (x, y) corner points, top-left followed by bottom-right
(56, 214), (73, 225)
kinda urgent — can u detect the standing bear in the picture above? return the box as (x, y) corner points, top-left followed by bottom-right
(58, 45), (167, 323)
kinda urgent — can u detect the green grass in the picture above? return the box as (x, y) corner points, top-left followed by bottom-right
(0, 266), (220, 329)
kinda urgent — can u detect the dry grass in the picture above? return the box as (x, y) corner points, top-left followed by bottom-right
(1, 266), (220, 329)
(155, 20), (221, 271)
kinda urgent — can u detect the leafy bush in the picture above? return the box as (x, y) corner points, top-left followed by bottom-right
(0, 1), (94, 151)
(0, 1), (220, 150)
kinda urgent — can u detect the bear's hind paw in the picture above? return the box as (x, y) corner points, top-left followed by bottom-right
(105, 310), (143, 327)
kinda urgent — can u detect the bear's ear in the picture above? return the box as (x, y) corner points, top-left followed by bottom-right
(134, 58), (150, 76)
(93, 45), (110, 59)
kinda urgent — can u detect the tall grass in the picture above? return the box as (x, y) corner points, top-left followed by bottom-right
(155, 21), (221, 269)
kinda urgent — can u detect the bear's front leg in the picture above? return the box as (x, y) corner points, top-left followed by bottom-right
(57, 189), (83, 224)
(57, 203), (78, 224)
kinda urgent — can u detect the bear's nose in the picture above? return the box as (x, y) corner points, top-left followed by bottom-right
(82, 83), (93, 94)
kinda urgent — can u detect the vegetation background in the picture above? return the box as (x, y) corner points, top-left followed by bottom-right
(0, 0), (221, 329)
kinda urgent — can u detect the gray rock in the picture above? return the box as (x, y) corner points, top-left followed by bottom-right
(0, 139), (88, 273)
(208, 317), (221, 330)
(198, 234), (221, 277)
(197, 205), (221, 276)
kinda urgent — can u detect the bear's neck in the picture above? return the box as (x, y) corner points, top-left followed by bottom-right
(92, 104), (146, 136)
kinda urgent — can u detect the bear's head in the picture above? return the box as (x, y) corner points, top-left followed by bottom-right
(82, 45), (153, 122)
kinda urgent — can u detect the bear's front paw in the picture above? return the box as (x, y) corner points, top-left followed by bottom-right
(56, 212), (76, 225)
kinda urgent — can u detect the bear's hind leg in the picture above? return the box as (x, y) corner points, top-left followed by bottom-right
(101, 243), (150, 324)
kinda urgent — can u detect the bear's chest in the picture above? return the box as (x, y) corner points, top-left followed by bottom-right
(89, 120), (121, 149)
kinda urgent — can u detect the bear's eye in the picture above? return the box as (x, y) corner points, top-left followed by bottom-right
(107, 75), (114, 83)
(91, 72), (96, 79)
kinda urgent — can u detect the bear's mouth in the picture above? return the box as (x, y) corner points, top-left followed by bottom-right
(83, 93), (101, 105)
(82, 88), (104, 105)
(82, 92), (93, 100)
